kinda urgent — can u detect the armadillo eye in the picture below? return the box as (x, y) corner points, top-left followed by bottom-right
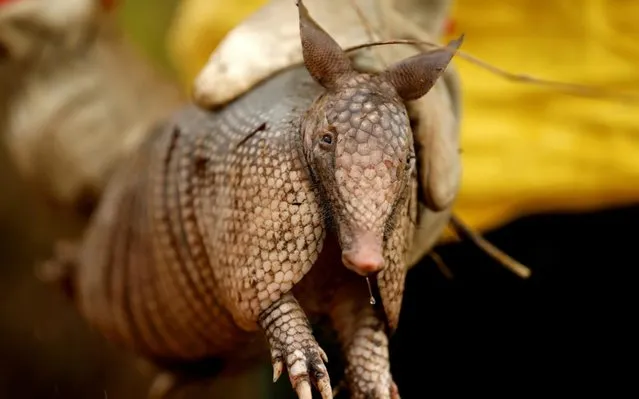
(320, 133), (333, 145)
(319, 125), (336, 149)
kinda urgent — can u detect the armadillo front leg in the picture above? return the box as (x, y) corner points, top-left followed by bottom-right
(331, 286), (400, 399)
(258, 293), (333, 399)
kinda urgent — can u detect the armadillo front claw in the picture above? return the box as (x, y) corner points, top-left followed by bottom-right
(279, 341), (332, 399)
(259, 294), (333, 399)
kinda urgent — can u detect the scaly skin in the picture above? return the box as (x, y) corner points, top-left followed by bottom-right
(76, 67), (324, 360)
(72, 65), (406, 397)
(50, 2), (463, 397)
(74, 63), (414, 398)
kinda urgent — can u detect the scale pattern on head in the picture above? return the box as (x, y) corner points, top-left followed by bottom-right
(297, 0), (462, 278)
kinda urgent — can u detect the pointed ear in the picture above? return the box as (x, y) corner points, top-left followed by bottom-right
(382, 35), (464, 101)
(297, 0), (353, 89)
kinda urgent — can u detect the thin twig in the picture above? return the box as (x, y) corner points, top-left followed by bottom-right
(429, 251), (454, 280)
(448, 214), (532, 279)
(344, 39), (639, 102)
(347, 0), (388, 67)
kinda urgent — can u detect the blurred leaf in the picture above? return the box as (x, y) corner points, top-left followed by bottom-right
(116, 0), (181, 73)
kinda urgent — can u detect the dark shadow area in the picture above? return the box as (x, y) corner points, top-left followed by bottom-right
(392, 204), (636, 397)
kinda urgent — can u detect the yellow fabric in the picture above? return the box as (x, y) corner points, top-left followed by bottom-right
(166, 0), (269, 88)
(166, 0), (639, 232)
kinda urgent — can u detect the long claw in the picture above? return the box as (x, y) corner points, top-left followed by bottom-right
(319, 347), (329, 363)
(295, 380), (313, 399)
(272, 359), (284, 382)
(316, 375), (334, 399)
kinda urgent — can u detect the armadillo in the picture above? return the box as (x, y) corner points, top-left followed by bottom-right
(45, 1), (463, 398)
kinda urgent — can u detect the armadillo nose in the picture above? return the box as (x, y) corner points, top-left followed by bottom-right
(342, 238), (385, 277)
(342, 249), (384, 276)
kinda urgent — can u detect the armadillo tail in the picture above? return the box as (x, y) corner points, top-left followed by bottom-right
(36, 239), (79, 301)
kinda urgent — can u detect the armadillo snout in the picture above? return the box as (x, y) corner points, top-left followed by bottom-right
(342, 250), (384, 276)
(341, 230), (384, 276)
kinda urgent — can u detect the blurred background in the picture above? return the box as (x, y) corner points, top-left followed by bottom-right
(1, 0), (637, 398)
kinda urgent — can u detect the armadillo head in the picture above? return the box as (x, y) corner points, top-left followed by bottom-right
(297, 0), (462, 278)
(303, 72), (416, 277)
